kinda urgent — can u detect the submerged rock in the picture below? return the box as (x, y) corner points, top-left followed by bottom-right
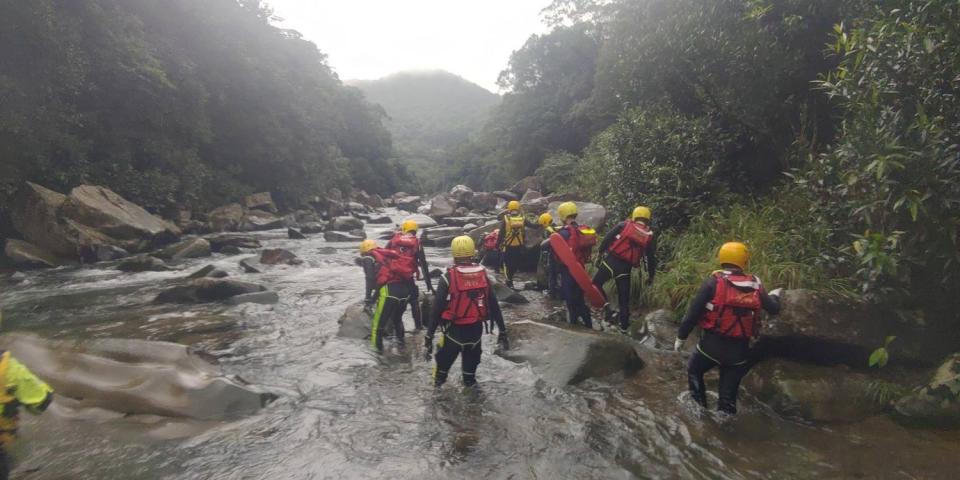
(156, 237), (211, 260)
(0, 333), (274, 420)
(259, 248), (303, 266)
(324, 231), (364, 243)
(155, 278), (267, 303)
(894, 353), (960, 427)
(288, 227), (307, 240)
(187, 265), (229, 279)
(206, 234), (261, 252)
(117, 255), (171, 272)
(498, 320), (643, 385)
(226, 291), (279, 305)
(239, 258), (262, 273)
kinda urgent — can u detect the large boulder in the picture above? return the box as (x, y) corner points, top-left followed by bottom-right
(0, 333), (274, 420)
(745, 359), (887, 422)
(466, 192), (498, 212)
(241, 210), (283, 231)
(244, 192), (277, 213)
(394, 195), (422, 212)
(324, 231), (365, 242)
(61, 185), (180, 245)
(428, 194), (457, 218)
(208, 204), (245, 232)
(402, 214), (438, 229)
(894, 353), (960, 427)
(520, 189), (542, 203)
(155, 278), (267, 303)
(117, 255), (171, 272)
(4, 239), (63, 269)
(548, 201), (606, 228)
(367, 216), (392, 225)
(510, 176), (544, 196)
(754, 289), (943, 367)
(492, 190), (519, 202)
(337, 302), (372, 339)
(260, 248), (303, 265)
(440, 216), (490, 227)
(206, 234), (261, 252)
(327, 216), (364, 231)
(10, 182), (77, 257)
(498, 321), (643, 385)
(156, 237), (211, 260)
(449, 185), (474, 203)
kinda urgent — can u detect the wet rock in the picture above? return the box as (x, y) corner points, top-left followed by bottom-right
(288, 227), (306, 240)
(353, 190), (383, 208)
(401, 214), (438, 229)
(244, 192), (276, 213)
(466, 192), (498, 212)
(466, 221), (500, 244)
(440, 216), (489, 227)
(241, 210), (283, 231)
(367, 215), (392, 225)
(155, 278), (267, 303)
(463, 223), (478, 230)
(428, 194), (457, 218)
(0, 333), (274, 420)
(324, 231), (364, 242)
(394, 195), (423, 212)
(510, 176), (544, 196)
(61, 185), (181, 244)
(317, 246), (338, 255)
(454, 207), (470, 216)
(449, 184), (474, 203)
(220, 245), (241, 255)
(178, 220), (207, 235)
(226, 291), (279, 305)
(639, 309), (682, 349)
(239, 258), (262, 273)
(520, 189), (542, 202)
(294, 209), (321, 224)
(300, 222), (326, 234)
(337, 302), (372, 339)
(92, 245), (130, 262)
(206, 234), (261, 253)
(10, 272), (28, 282)
(207, 203), (245, 232)
(117, 255), (170, 272)
(348, 229), (367, 239)
(260, 248), (303, 265)
(156, 237), (211, 260)
(894, 353), (960, 427)
(491, 279), (528, 304)
(4, 239), (63, 269)
(548, 201), (606, 227)
(492, 190), (519, 202)
(498, 320), (643, 385)
(187, 265), (229, 279)
(521, 196), (551, 215)
(745, 359), (886, 423)
(422, 226), (464, 237)
(327, 216), (364, 231)
(10, 182), (78, 257)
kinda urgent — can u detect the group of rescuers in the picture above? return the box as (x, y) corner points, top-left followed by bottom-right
(358, 200), (784, 416)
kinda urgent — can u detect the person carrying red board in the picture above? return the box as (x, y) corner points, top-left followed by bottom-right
(592, 206), (658, 335)
(555, 202), (598, 329)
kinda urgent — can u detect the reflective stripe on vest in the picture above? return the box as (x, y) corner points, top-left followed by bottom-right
(441, 264), (489, 325)
(608, 220), (652, 266)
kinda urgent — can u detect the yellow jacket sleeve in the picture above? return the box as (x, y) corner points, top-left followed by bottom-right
(7, 357), (53, 411)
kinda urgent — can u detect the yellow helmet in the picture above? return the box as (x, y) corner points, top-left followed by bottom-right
(718, 242), (749, 269)
(507, 200), (521, 212)
(538, 212), (553, 227)
(359, 239), (377, 254)
(557, 201), (578, 221)
(401, 219), (418, 233)
(632, 206), (652, 222)
(450, 235), (477, 259)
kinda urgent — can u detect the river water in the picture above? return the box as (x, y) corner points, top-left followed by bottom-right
(1, 210), (958, 479)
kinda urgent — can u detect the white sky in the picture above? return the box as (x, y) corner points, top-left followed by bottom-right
(266, 0), (551, 92)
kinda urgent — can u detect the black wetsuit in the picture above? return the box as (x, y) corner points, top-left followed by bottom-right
(427, 268), (507, 387)
(539, 226), (561, 298)
(357, 256), (379, 305)
(592, 222), (658, 331)
(371, 281), (413, 351)
(557, 223), (592, 328)
(496, 214), (537, 285)
(677, 271), (781, 414)
(387, 234), (434, 329)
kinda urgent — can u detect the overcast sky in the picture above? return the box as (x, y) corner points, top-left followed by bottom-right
(267, 0), (550, 92)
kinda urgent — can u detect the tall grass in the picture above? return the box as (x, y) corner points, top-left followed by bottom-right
(645, 197), (854, 315)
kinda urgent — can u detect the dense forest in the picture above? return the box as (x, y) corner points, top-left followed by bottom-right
(444, 0), (960, 329)
(0, 0), (410, 229)
(351, 71), (500, 193)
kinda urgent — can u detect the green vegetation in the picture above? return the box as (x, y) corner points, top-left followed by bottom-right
(0, 0), (406, 230)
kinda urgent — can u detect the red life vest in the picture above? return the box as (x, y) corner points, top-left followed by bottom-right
(441, 264), (489, 325)
(389, 232), (420, 259)
(482, 229), (500, 251)
(608, 220), (653, 266)
(699, 271), (763, 339)
(564, 224), (596, 265)
(370, 248), (417, 286)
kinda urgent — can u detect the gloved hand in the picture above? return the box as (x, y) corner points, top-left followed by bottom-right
(769, 288), (784, 299)
(674, 337), (685, 352)
(497, 331), (510, 351)
(424, 336), (434, 359)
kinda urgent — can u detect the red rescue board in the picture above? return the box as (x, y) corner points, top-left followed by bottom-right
(549, 233), (606, 308)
